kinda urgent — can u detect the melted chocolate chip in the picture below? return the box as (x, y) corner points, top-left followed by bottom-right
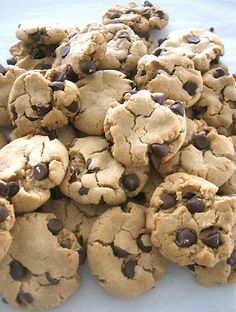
(17, 291), (34, 305)
(80, 60), (96, 75)
(186, 35), (200, 44)
(66, 65), (79, 83)
(10, 260), (28, 280)
(67, 100), (79, 113)
(151, 143), (169, 159)
(202, 232), (221, 249)
(0, 183), (9, 197)
(137, 233), (152, 252)
(183, 81), (198, 96)
(0, 64), (7, 75)
(6, 57), (17, 65)
(151, 92), (166, 104)
(122, 174), (139, 191)
(30, 31), (42, 41)
(61, 46), (70, 58)
(79, 186), (89, 196)
(49, 81), (65, 91)
(45, 272), (60, 285)
(47, 218), (64, 235)
(186, 197), (205, 213)
(213, 68), (226, 78)
(33, 163), (49, 180)
(110, 12), (121, 19)
(227, 249), (236, 265)
(118, 31), (131, 42)
(144, 0), (153, 6)
(53, 71), (66, 82)
(122, 259), (137, 278)
(170, 102), (185, 116)
(8, 181), (20, 197)
(193, 133), (209, 150)
(112, 244), (129, 258)
(0, 204), (8, 223)
(176, 229), (197, 247)
(160, 193), (176, 210)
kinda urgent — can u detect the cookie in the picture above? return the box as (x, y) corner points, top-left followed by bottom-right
(102, 1), (168, 35)
(73, 70), (132, 135)
(135, 52), (203, 108)
(0, 212), (80, 310)
(104, 90), (186, 166)
(0, 135), (69, 213)
(0, 64), (26, 127)
(8, 69), (80, 136)
(156, 118), (236, 187)
(0, 198), (15, 262)
(158, 28), (224, 72)
(87, 202), (167, 298)
(192, 64), (236, 136)
(0, 131), (7, 149)
(146, 173), (236, 267)
(53, 28), (107, 78)
(220, 172), (236, 195)
(60, 136), (149, 205)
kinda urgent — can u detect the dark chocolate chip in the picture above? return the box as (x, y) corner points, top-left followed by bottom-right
(118, 31), (131, 42)
(176, 229), (197, 247)
(186, 197), (205, 213)
(6, 57), (17, 65)
(210, 55), (220, 65)
(17, 291), (34, 305)
(122, 174), (139, 191)
(151, 92), (166, 104)
(160, 193), (176, 210)
(193, 133), (209, 150)
(53, 71), (66, 82)
(213, 68), (226, 79)
(137, 233), (152, 252)
(45, 272), (60, 285)
(0, 64), (7, 75)
(202, 232), (221, 249)
(79, 186), (89, 196)
(0, 183), (9, 197)
(9, 260), (28, 280)
(30, 31), (42, 41)
(227, 249), (236, 265)
(8, 181), (20, 197)
(156, 10), (165, 19)
(151, 143), (169, 159)
(186, 35), (200, 44)
(32, 103), (52, 116)
(67, 100), (79, 113)
(47, 218), (64, 235)
(66, 65), (79, 83)
(0, 204), (9, 223)
(209, 27), (214, 32)
(49, 81), (65, 91)
(183, 81), (198, 96)
(170, 101), (185, 116)
(61, 46), (70, 58)
(122, 259), (137, 278)
(80, 60), (96, 75)
(142, 11), (151, 19)
(32, 47), (46, 59)
(183, 192), (195, 199)
(33, 163), (49, 180)
(112, 244), (129, 258)
(144, 0), (153, 6)
(110, 12), (121, 19)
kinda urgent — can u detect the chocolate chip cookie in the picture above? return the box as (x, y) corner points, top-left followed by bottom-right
(104, 90), (186, 166)
(88, 202), (167, 298)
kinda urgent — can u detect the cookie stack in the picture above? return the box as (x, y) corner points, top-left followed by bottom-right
(0, 1), (235, 310)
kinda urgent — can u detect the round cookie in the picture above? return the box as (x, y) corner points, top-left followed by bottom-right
(0, 135), (69, 213)
(135, 52), (203, 108)
(60, 136), (149, 206)
(0, 212), (80, 310)
(146, 173), (236, 267)
(102, 1), (168, 35)
(192, 64), (236, 136)
(104, 90), (187, 166)
(8, 69), (80, 136)
(73, 70), (132, 135)
(156, 118), (236, 187)
(158, 28), (224, 72)
(0, 131), (7, 149)
(0, 64), (26, 127)
(53, 29), (107, 78)
(87, 202), (167, 298)
(0, 198), (15, 262)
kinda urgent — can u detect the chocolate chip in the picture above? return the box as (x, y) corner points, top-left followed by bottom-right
(45, 272), (60, 285)
(122, 259), (137, 278)
(144, 0), (153, 6)
(112, 244), (129, 258)
(122, 174), (139, 191)
(67, 100), (79, 113)
(193, 133), (209, 150)
(156, 10), (165, 19)
(10, 260), (28, 280)
(0, 205), (8, 223)
(53, 71), (66, 82)
(110, 12), (121, 19)
(80, 60), (96, 75)
(30, 31), (42, 41)
(151, 92), (166, 104)
(186, 35), (200, 44)
(213, 68), (226, 78)
(0, 183), (9, 197)
(66, 65), (79, 83)
(176, 229), (197, 247)
(17, 291), (34, 305)
(210, 55), (220, 65)
(32, 47), (46, 59)
(32, 103), (52, 116)
(47, 218), (64, 235)
(227, 249), (236, 265)
(6, 57), (17, 65)
(142, 11), (151, 19)
(183, 81), (198, 96)
(33, 163), (49, 180)
(8, 181), (20, 197)
(160, 193), (176, 210)
(118, 31), (131, 42)
(137, 233), (152, 252)
(209, 27), (215, 32)
(182, 192), (195, 199)
(202, 232), (221, 249)
(61, 46), (70, 58)
(186, 197), (205, 213)
(49, 81), (65, 91)
(170, 102), (185, 116)
(0, 64), (7, 75)
(151, 143), (169, 159)
(79, 186), (89, 196)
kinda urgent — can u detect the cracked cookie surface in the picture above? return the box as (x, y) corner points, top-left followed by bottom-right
(104, 90), (187, 166)
(0, 212), (80, 310)
(0, 135), (69, 213)
(60, 136), (149, 205)
(87, 202), (167, 298)
(146, 173), (236, 267)
(8, 69), (80, 136)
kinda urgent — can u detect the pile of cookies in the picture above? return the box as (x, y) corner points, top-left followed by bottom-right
(0, 1), (236, 310)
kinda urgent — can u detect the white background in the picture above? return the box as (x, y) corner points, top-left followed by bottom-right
(0, 0), (236, 311)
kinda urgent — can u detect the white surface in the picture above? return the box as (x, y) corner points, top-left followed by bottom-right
(0, 0), (236, 311)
